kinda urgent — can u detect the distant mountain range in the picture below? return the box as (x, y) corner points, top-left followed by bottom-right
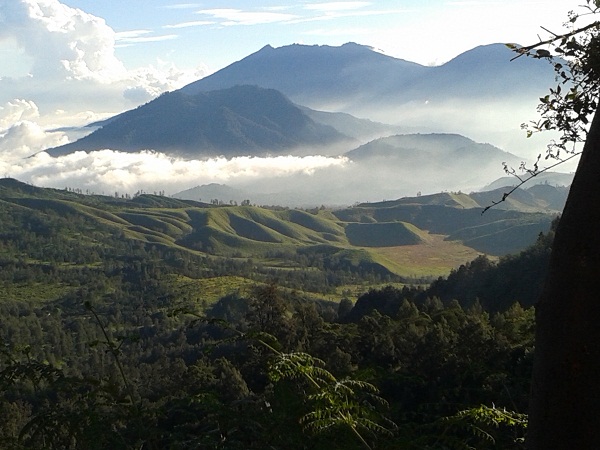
(176, 42), (563, 152)
(48, 42), (557, 158)
(180, 42), (555, 115)
(44, 42), (570, 207)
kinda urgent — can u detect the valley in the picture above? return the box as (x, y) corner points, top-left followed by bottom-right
(0, 165), (554, 307)
(0, 175), (551, 448)
(0, 32), (577, 448)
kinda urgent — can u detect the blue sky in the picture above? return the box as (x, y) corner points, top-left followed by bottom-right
(55, 1), (576, 71)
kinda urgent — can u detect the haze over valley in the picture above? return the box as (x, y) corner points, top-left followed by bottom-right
(0, 3), (591, 446)
(2, 39), (575, 206)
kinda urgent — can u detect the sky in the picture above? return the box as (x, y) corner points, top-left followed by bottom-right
(0, 0), (584, 199)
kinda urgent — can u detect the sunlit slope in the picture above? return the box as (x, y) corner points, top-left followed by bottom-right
(0, 179), (557, 281)
(175, 207), (350, 255)
(345, 221), (426, 247)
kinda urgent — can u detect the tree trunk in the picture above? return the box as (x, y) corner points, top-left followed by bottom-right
(527, 109), (600, 449)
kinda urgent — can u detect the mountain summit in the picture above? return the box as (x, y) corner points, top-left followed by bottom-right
(180, 42), (427, 111)
(47, 85), (352, 158)
(179, 42), (556, 115)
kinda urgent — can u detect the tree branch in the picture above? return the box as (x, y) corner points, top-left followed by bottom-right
(510, 21), (600, 61)
(481, 151), (580, 214)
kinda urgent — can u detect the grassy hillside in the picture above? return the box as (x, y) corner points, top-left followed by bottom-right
(345, 221), (424, 247)
(0, 178), (557, 305)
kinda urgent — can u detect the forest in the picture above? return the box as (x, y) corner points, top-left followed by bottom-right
(0, 177), (554, 449)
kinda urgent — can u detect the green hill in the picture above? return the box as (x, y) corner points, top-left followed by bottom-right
(345, 222), (424, 247)
(0, 178), (558, 299)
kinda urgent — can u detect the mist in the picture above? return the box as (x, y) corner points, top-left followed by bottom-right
(0, 119), (517, 207)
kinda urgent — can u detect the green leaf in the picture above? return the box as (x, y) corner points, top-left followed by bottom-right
(535, 49), (552, 58)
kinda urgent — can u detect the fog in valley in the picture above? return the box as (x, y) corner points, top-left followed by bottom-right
(0, 106), (574, 207)
(0, 90), (576, 207)
(0, 0), (577, 206)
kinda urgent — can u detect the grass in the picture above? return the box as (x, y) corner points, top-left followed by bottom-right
(164, 274), (257, 310)
(345, 221), (424, 247)
(0, 282), (73, 302)
(368, 233), (488, 279)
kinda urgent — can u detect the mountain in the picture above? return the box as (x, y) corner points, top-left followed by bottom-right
(175, 183), (246, 204)
(299, 107), (405, 141)
(46, 85), (355, 158)
(179, 42), (557, 121)
(345, 133), (519, 164)
(181, 43), (427, 110)
(482, 171), (574, 191)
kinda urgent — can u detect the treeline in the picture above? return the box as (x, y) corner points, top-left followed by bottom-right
(0, 186), (557, 447)
(0, 282), (532, 449)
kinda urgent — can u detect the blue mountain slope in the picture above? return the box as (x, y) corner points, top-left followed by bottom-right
(180, 42), (556, 110)
(46, 85), (353, 157)
(181, 42), (428, 108)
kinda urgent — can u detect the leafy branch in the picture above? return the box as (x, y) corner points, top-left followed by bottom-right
(481, 151), (580, 214)
(440, 404), (527, 448)
(187, 309), (396, 450)
(486, 1), (600, 212)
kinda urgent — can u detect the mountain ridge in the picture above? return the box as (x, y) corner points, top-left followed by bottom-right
(0, 177), (558, 269)
(180, 42), (557, 112)
(46, 85), (355, 158)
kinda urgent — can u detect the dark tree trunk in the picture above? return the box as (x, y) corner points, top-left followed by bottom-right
(527, 109), (600, 449)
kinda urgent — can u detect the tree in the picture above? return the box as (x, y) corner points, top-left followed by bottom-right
(245, 283), (294, 348)
(512, 3), (600, 448)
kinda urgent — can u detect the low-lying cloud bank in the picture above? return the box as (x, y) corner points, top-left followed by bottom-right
(0, 110), (569, 207)
(0, 123), (353, 200)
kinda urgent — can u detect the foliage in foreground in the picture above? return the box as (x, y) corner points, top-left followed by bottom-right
(0, 281), (532, 449)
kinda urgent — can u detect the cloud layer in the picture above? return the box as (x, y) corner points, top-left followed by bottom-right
(0, 138), (352, 200)
(0, 0), (205, 127)
(0, 1), (579, 206)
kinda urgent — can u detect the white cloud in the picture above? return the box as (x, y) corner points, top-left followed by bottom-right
(116, 31), (179, 45)
(0, 144), (350, 197)
(287, 5), (410, 25)
(0, 99), (40, 129)
(163, 20), (215, 29)
(304, 2), (372, 12)
(195, 8), (298, 26)
(0, 120), (68, 161)
(0, 0), (207, 129)
(0, 0), (126, 82)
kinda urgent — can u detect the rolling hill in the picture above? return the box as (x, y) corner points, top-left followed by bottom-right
(0, 177), (559, 293)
